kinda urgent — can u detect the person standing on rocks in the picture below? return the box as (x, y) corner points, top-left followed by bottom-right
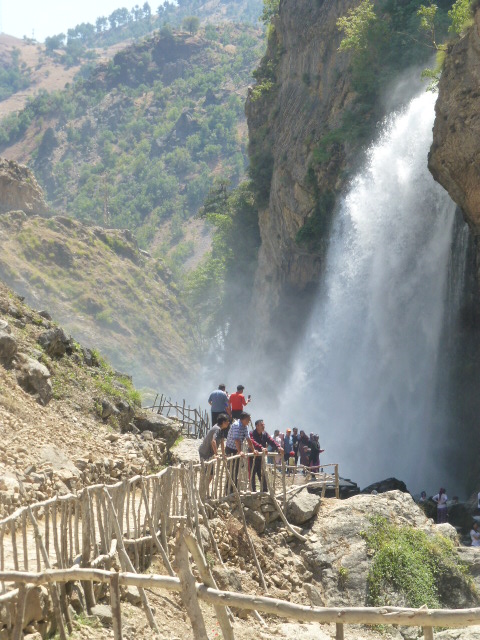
(208, 384), (231, 425)
(229, 385), (250, 420)
(225, 411), (256, 488)
(283, 428), (294, 467)
(249, 419), (283, 491)
(433, 487), (448, 523)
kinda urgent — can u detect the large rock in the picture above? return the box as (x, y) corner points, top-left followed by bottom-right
(0, 158), (48, 215)
(429, 8), (480, 232)
(302, 490), (477, 608)
(286, 489), (321, 525)
(37, 327), (72, 357)
(15, 354), (52, 405)
(361, 477), (408, 495)
(0, 330), (17, 361)
(133, 413), (181, 449)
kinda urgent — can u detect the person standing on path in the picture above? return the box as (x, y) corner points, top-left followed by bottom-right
(298, 430), (310, 472)
(292, 427), (299, 466)
(433, 488), (448, 523)
(208, 384), (231, 425)
(225, 412), (256, 488)
(198, 414), (230, 491)
(229, 385), (251, 420)
(249, 419), (283, 491)
(283, 429), (294, 465)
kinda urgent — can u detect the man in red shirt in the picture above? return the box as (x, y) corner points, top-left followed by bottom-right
(229, 385), (251, 419)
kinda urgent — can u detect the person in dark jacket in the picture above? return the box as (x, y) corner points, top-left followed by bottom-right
(249, 419), (284, 491)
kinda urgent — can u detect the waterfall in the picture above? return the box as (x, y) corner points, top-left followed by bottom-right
(281, 91), (465, 492)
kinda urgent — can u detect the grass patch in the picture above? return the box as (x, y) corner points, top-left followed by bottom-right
(362, 516), (474, 608)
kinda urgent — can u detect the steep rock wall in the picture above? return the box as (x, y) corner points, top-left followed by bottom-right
(429, 9), (480, 280)
(245, 0), (356, 360)
(0, 158), (48, 215)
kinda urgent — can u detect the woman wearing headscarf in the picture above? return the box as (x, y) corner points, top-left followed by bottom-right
(432, 487), (448, 523)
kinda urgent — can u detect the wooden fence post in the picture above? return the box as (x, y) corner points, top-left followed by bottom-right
(175, 530), (209, 640)
(110, 572), (123, 640)
(336, 622), (344, 640)
(423, 628), (434, 640)
(335, 465), (340, 499)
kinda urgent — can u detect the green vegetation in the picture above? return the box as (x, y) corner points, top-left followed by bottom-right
(362, 516), (474, 608)
(0, 48), (31, 102)
(186, 179), (260, 344)
(0, 25), (264, 252)
(92, 351), (142, 407)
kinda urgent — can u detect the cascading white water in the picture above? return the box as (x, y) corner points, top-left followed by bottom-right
(281, 91), (461, 492)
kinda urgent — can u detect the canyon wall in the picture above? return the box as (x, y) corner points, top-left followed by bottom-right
(245, 0), (356, 362)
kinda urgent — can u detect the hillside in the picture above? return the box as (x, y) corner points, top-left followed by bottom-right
(0, 209), (196, 393)
(0, 24), (264, 260)
(0, 279), (183, 519)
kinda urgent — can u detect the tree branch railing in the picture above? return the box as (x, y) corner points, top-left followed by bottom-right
(0, 566), (478, 640)
(144, 393), (210, 439)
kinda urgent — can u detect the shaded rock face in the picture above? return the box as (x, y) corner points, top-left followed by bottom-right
(245, 0), (355, 362)
(0, 158), (48, 215)
(361, 477), (409, 495)
(429, 10), (480, 261)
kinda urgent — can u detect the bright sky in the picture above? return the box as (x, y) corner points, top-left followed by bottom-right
(1, 0), (161, 42)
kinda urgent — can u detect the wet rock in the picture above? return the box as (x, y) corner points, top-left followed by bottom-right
(361, 477), (409, 494)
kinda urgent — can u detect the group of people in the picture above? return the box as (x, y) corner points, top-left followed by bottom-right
(203, 384), (325, 491)
(419, 488), (480, 548)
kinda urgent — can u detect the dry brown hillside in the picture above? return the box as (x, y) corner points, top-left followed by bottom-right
(0, 34), (130, 120)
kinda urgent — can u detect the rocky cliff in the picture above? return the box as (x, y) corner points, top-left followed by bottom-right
(429, 8), (480, 250)
(245, 0), (357, 362)
(0, 158), (48, 215)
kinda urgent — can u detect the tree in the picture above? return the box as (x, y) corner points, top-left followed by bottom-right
(337, 0), (377, 52)
(182, 16), (200, 35)
(45, 33), (65, 52)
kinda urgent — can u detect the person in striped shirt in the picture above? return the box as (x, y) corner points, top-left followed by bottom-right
(225, 411), (257, 488)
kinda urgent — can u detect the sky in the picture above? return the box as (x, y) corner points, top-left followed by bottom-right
(1, 0), (160, 42)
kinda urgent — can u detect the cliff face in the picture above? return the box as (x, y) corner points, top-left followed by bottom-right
(246, 0), (356, 359)
(429, 9), (480, 266)
(0, 158), (48, 215)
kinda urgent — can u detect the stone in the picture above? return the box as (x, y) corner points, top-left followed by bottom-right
(90, 603), (113, 625)
(0, 330), (17, 361)
(244, 507), (266, 533)
(361, 477), (409, 495)
(101, 399), (119, 420)
(133, 414), (181, 449)
(24, 586), (50, 626)
(15, 354), (52, 405)
(37, 327), (72, 357)
(0, 159), (48, 214)
(287, 490), (321, 525)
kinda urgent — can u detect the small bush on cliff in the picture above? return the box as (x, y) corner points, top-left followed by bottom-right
(362, 516), (474, 608)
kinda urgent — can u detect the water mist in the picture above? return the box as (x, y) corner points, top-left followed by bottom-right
(278, 91), (464, 493)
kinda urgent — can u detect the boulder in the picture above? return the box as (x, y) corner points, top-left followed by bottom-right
(361, 477), (409, 494)
(90, 603), (113, 625)
(15, 354), (52, 405)
(133, 414), (181, 449)
(0, 330), (17, 361)
(244, 507), (266, 534)
(23, 586), (51, 626)
(287, 489), (321, 525)
(37, 327), (72, 357)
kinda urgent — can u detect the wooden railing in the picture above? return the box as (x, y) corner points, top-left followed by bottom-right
(0, 453), (462, 640)
(146, 393), (210, 439)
